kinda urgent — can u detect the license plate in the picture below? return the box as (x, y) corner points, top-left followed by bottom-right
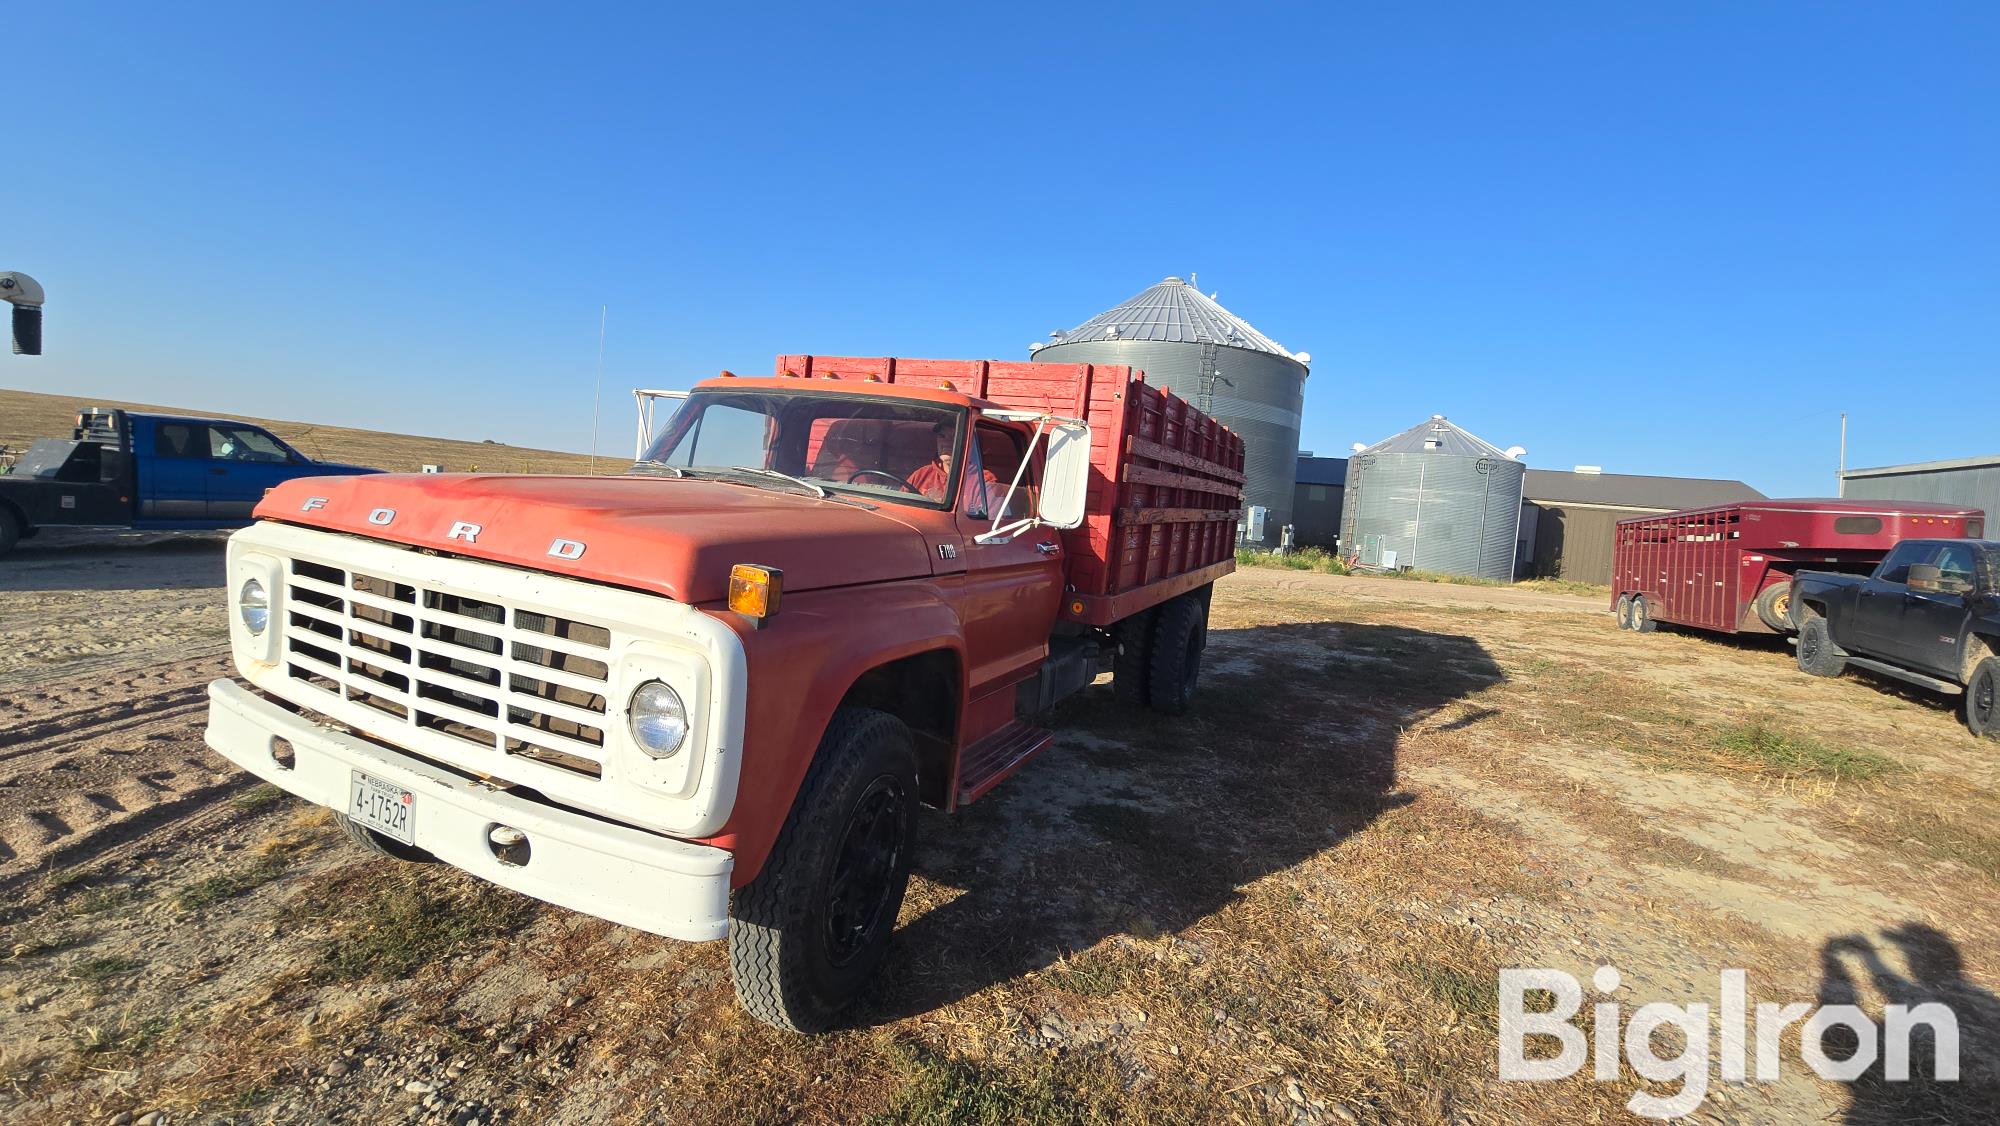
(348, 770), (416, 846)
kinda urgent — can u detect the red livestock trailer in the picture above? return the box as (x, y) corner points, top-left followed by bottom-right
(1610, 499), (1986, 635)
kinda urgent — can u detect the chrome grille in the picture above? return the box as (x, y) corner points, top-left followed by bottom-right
(280, 556), (613, 779)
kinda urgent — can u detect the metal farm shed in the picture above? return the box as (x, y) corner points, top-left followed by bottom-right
(1519, 469), (1765, 585)
(1841, 454), (2000, 525)
(1339, 416), (1526, 580)
(1031, 277), (1309, 546)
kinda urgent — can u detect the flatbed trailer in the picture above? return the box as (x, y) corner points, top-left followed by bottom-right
(1610, 499), (1986, 635)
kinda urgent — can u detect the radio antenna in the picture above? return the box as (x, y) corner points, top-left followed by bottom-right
(589, 304), (607, 473)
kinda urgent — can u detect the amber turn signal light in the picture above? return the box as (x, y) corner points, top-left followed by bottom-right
(728, 564), (783, 626)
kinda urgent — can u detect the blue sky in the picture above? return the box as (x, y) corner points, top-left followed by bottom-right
(7, 2), (1996, 496)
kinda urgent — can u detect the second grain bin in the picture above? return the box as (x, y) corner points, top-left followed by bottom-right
(1339, 415), (1526, 580)
(1031, 277), (1309, 545)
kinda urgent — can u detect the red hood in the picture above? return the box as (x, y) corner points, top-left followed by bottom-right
(255, 473), (938, 604)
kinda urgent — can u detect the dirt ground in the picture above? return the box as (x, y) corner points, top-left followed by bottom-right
(2, 540), (1995, 1125)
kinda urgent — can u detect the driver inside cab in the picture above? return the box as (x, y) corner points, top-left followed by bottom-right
(907, 423), (1000, 512)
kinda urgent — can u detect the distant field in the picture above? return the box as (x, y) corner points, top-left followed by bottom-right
(0, 387), (612, 475)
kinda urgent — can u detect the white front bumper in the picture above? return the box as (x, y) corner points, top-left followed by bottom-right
(204, 679), (733, 942)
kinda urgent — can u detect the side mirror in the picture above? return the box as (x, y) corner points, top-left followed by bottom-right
(1036, 421), (1090, 530)
(11, 305), (40, 356)
(2, 272), (46, 356)
(1906, 563), (1941, 593)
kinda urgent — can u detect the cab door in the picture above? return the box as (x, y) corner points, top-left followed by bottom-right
(952, 423), (1064, 700)
(1900, 543), (1977, 677)
(142, 421), (210, 520)
(1853, 541), (1934, 655)
(204, 423), (305, 519)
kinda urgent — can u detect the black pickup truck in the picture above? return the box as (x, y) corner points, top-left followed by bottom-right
(1789, 538), (2000, 737)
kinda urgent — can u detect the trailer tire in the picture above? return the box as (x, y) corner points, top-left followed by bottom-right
(1614, 594), (1633, 630)
(0, 506), (21, 556)
(1796, 617), (1848, 678)
(730, 707), (917, 1033)
(1146, 594), (1207, 716)
(1753, 583), (1794, 633)
(334, 813), (439, 864)
(1113, 606), (1158, 706)
(1630, 595), (1658, 634)
(1965, 658), (2000, 740)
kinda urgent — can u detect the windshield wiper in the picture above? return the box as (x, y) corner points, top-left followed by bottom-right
(628, 459), (686, 478)
(724, 466), (827, 498)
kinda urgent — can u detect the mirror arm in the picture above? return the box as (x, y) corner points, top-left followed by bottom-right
(982, 418), (1046, 541)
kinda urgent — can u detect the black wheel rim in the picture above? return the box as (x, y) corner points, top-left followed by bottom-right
(823, 776), (907, 967)
(1976, 672), (1997, 727)
(1802, 626), (1820, 663)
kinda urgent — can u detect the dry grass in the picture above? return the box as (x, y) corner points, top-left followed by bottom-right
(0, 387), (610, 475)
(6, 569), (1997, 1124)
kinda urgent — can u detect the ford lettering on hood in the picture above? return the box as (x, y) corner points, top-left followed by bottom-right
(257, 472), (940, 604)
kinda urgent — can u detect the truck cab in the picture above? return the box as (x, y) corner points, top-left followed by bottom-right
(201, 357), (1241, 1031)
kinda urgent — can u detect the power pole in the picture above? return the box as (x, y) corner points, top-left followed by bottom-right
(1837, 412), (1847, 496)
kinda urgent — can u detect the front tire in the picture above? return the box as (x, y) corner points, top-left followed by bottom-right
(1965, 657), (1999, 739)
(334, 813), (438, 864)
(1615, 594), (1633, 630)
(1147, 594), (1207, 715)
(1753, 583), (1794, 632)
(729, 707), (918, 1032)
(1797, 616), (1848, 678)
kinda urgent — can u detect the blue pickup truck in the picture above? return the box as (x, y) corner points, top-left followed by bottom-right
(0, 407), (378, 554)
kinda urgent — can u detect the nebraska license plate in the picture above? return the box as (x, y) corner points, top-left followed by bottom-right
(348, 770), (416, 846)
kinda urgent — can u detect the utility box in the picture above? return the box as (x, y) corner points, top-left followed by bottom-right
(1242, 505), (1268, 544)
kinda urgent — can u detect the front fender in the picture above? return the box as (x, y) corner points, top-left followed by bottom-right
(699, 579), (965, 885)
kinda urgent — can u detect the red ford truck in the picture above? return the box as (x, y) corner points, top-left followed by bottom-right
(202, 355), (1242, 1030)
(1610, 499), (1986, 636)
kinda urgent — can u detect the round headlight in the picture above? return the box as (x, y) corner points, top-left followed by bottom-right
(240, 578), (270, 635)
(628, 680), (688, 758)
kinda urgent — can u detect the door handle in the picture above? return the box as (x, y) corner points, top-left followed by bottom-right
(1036, 542), (1060, 556)
(209, 466), (228, 475)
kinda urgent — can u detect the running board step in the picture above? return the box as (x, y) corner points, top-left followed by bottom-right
(955, 721), (1055, 805)
(1845, 655), (1963, 695)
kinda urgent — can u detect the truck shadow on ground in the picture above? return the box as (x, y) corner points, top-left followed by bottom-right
(1814, 923), (2000, 1123)
(860, 620), (1503, 1025)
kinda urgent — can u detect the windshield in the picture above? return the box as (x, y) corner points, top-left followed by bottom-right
(638, 390), (966, 509)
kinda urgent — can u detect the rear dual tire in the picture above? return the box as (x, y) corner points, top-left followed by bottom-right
(1146, 595), (1208, 716)
(1113, 606), (1158, 706)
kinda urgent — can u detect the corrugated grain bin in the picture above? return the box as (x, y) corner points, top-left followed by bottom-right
(1030, 277), (1308, 546)
(1339, 415), (1525, 580)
